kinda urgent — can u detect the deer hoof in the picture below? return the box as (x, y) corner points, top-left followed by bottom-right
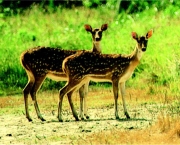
(125, 112), (130, 119)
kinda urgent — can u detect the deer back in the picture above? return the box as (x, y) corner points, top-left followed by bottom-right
(63, 51), (132, 79)
(21, 46), (79, 76)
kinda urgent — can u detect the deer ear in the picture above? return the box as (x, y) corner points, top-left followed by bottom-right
(101, 24), (108, 31)
(132, 32), (138, 40)
(84, 24), (92, 32)
(146, 29), (153, 38)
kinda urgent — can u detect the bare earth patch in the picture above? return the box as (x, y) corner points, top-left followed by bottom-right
(0, 105), (158, 144)
(0, 88), (179, 144)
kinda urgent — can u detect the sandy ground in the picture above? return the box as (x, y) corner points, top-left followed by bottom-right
(0, 103), (160, 144)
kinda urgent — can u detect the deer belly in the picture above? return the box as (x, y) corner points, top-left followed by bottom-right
(47, 72), (67, 81)
(90, 77), (111, 82)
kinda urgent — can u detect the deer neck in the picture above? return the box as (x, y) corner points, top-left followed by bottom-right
(92, 41), (101, 53)
(129, 46), (144, 66)
(131, 46), (144, 61)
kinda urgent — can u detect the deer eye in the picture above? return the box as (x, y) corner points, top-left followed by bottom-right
(92, 31), (95, 35)
(98, 31), (102, 35)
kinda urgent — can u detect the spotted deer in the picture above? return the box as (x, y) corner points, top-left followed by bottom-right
(58, 30), (153, 122)
(20, 24), (108, 122)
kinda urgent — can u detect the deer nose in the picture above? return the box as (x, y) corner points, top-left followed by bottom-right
(142, 48), (146, 52)
(95, 38), (101, 41)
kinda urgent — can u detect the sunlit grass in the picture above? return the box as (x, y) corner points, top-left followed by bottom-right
(0, 4), (180, 95)
(0, 86), (178, 116)
(78, 114), (180, 144)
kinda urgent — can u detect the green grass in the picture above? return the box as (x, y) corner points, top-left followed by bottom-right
(1, 4), (180, 96)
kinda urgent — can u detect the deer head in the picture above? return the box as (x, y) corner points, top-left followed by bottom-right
(84, 23), (108, 41)
(132, 29), (153, 52)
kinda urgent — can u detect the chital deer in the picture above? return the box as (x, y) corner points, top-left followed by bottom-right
(58, 30), (153, 122)
(20, 24), (108, 122)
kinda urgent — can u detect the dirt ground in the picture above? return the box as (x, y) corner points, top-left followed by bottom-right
(0, 103), (160, 144)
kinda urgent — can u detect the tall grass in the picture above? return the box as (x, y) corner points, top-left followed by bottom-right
(0, 4), (180, 96)
(78, 115), (180, 144)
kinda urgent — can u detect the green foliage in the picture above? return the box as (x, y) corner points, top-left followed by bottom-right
(118, 0), (180, 14)
(83, 0), (100, 8)
(0, 3), (180, 95)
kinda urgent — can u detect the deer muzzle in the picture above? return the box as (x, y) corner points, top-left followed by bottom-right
(142, 48), (146, 52)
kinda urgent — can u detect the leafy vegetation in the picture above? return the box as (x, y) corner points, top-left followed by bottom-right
(0, 1), (180, 96)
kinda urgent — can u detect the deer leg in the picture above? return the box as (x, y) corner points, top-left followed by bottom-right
(119, 82), (130, 119)
(79, 81), (89, 120)
(30, 76), (46, 121)
(58, 82), (75, 122)
(79, 85), (85, 120)
(67, 90), (79, 121)
(83, 81), (89, 119)
(58, 78), (86, 122)
(58, 87), (65, 122)
(112, 80), (120, 120)
(23, 80), (34, 122)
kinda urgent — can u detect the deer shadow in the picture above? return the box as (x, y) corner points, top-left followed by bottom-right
(46, 117), (151, 123)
